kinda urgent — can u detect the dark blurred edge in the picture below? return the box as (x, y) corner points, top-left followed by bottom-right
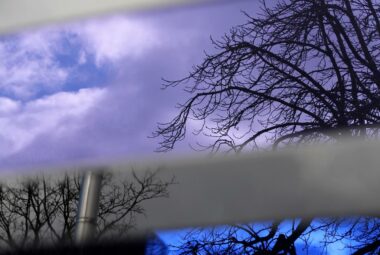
(0, 235), (167, 255)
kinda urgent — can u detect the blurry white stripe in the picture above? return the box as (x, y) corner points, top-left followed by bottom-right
(0, 0), (217, 34)
(2, 140), (380, 232)
(129, 140), (380, 231)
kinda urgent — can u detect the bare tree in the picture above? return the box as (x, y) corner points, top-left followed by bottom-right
(154, 0), (380, 253)
(156, 0), (380, 153)
(0, 169), (173, 251)
(97, 170), (174, 240)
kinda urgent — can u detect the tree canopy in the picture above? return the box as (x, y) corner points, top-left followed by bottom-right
(155, 0), (380, 254)
(155, 0), (380, 153)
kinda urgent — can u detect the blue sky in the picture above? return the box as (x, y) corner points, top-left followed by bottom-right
(0, 0), (260, 170)
(158, 219), (352, 255)
(0, 1), (363, 254)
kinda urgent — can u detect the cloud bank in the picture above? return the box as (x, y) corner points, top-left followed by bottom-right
(0, 1), (256, 170)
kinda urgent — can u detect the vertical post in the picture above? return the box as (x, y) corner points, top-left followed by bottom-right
(75, 170), (102, 244)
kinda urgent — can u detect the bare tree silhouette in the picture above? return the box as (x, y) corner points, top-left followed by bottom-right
(0, 170), (173, 252)
(154, 0), (380, 253)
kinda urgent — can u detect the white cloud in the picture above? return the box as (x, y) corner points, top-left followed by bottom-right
(0, 88), (106, 158)
(78, 49), (87, 65)
(0, 29), (70, 99)
(69, 16), (160, 66)
(0, 97), (20, 116)
(0, 14), (165, 162)
(0, 15), (164, 98)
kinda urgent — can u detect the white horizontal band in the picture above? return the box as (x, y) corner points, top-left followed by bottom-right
(0, 0), (217, 34)
(130, 140), (380, 231)
(2, 141), (380, 232)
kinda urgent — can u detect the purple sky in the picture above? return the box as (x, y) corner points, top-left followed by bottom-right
(0, 0), (261, 170)
(0, 2), (358, 254)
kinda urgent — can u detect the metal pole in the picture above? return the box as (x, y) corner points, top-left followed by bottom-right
(75, 170), (102, 244)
